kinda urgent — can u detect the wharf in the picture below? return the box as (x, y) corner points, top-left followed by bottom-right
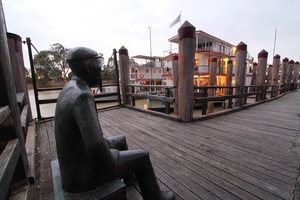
(28, 91), (300, 200)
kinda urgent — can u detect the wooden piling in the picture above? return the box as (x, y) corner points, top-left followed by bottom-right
(294, 61), (299, 90)
(118, 46), (130, 105)
(280, 57), (289, 93)
(250, 62), (257, 90)
(177, 21), (196, 122)
(7, 33), (32, 120)
(225, 59), (233, 109)
(266, 65), (273, 86)
(257, 49), (268, 101)
(271, 54), (280, 97)
(234, 42), (247, 107)
(207, 57), (217, 114)
(287, 60), (294, 90)
(171, 54), (179, 114)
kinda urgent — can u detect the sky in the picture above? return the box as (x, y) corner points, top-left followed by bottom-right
(2, 0), (300, 67)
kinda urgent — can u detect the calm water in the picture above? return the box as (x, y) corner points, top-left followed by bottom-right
(28, 89), (225, 119)
(28, 90), (163, 119)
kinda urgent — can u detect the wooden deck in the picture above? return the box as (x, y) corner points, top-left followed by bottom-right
(28, 91), (300, 200)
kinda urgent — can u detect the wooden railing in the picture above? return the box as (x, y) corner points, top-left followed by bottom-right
(193, 86), (239, 115)
(126, 83), (297, 118)
(127, 84), (176, 114)
(34, 83), (120, 120)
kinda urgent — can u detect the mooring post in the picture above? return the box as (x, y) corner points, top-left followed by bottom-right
(234, 42), (247, 107)
(118, 46), (130, 105)
(207, 57), (217, 114)
(251, 62), (257, 92)
(294, 61), (299, 90)
(257, 49), (268, 101)
(172, 54), (179, 115)
(7, 33), (33, 120)
(177, 21), (196, 122)
(266, 65), (273, 86)
(280, 57), (289, 93)
(287, 60), (294, 91)
(225, 59), (233, 109)
(271, 54), (280, 97)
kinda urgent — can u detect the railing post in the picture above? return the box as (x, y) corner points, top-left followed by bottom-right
(225, 59), (233, 109)
(287, 60), (294, 91)
(271, 54), (280, 97)
(207, 57), (217, 114)
(244, 86), (248, 104)
(280, 57), (288, 94)
(257, 49), (268, 101)
(165, 88), (170, 114)
(251, 62), (257, 92)
(118, 46), (130, 105)
(266, 64), (272, 87)
(177, 21), (196, 122)
(113, 48), (121, 105)
(234, 42), (247, 107)
(130, 86), (135, 106)
(294, 61), (299, 90)
(202, 88), (208, 115)
(171, 54), (179, 115)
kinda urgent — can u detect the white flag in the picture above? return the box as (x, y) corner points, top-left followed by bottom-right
(169, 14), (181, 28)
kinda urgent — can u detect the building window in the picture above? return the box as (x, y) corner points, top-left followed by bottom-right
(146, 69), (149, 73)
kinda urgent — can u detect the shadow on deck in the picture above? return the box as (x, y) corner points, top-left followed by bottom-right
(28, 91), (300, 200)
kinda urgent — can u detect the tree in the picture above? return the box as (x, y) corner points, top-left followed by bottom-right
(102, 57), (116, 82)
(33, 43), (69, 85)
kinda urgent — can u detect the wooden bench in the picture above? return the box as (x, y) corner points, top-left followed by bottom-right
(51, 160), (127, 200)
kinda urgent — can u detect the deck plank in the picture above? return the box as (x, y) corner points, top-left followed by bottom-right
(33, 91), (300, 200)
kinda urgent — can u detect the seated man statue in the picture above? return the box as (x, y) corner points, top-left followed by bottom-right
(55, 47), (175, 200)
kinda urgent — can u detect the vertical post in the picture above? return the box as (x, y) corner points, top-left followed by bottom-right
(271, 54), (280, 97)
(256, 50), (268, 101)
(207, 57), (217, 114)
(251, 62), (257, 92)
(165, 88), (170, 114)
(177, 21), (196, 122)
(171, 54), (178, 115)
(234, 42), (247, 107)
(130, 86), (135, 106)
(294, 61), (299, 90)
(266, 64), (273, 98)
(7, 33), (32, 120)
(118, 46), (130, 105)
(280, 57), (289, 93)
(113, 48), (121, 105)
(287, 60), (294, 91)
(266, 65), (273, 86)
(26, 38), (42, 120)
(226, 59), (233, 109)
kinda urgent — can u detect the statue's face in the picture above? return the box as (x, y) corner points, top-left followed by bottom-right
(86, 58), (102, 86)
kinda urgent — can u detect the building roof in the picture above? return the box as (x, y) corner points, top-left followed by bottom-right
(168, 30), (235, 47)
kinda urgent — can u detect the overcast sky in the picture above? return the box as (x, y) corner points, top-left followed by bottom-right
(2, 0), (300, 66)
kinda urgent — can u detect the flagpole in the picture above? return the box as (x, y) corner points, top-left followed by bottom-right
(179, 11), (182, 26)
(273, 28), (277, 57)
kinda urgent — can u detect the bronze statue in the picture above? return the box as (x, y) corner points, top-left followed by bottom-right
(55, 47), (175, 200)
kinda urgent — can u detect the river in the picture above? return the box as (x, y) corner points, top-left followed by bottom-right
(28, 90), (163, 119)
